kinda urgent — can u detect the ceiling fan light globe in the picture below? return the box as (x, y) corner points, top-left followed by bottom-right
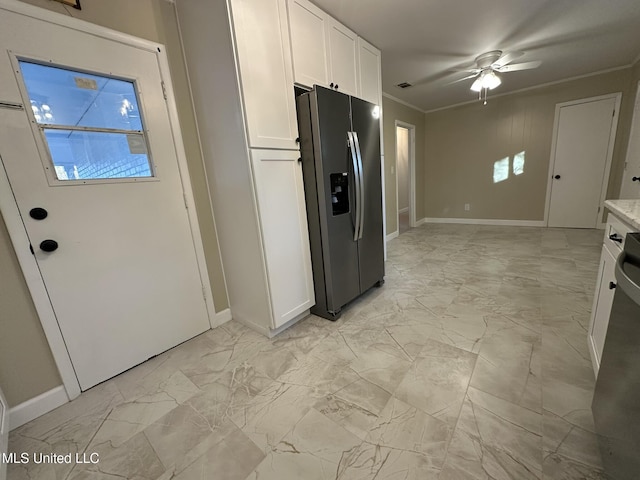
(483, 71), (501, 90)
(470, 77), (482, 92)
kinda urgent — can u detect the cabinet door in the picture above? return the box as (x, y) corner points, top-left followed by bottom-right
(357, 37), (382, 105)
(589, 246), (617, 374)
(251, 149), (315, 328)
(357, 36), (383, 151)
(230, 0), (298, 149)
(327, 18), (359, 97)
(287, 0), (329, 89)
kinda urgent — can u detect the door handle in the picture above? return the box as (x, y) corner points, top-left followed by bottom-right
(352, 131), (365, 240)
(40, 239), (58, 252)
(609, 233), (623, 243)
(554, 174), (561, 179)
(347, 132), (361, 242)
(633, 176), (640, 182)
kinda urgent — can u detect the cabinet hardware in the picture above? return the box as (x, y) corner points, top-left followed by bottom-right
(609, 281), (617, 290)
(609, 234), (623, 243)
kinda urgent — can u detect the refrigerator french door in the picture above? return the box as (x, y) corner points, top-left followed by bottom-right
(297, 86), (384, 320)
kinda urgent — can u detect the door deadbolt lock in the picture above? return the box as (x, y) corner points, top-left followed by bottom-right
(40, 239), (58, 252)
(29, 207), (48, 220)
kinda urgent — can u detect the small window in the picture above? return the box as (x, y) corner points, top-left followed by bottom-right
(19, 61), (153, 181)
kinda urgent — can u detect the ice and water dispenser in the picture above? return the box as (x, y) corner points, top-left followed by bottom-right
(330, 173), (349, 216)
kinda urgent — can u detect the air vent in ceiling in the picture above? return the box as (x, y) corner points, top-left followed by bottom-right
(396, 82), (412, 89)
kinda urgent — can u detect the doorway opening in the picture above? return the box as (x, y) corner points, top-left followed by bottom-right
(395, 122), (416, 236)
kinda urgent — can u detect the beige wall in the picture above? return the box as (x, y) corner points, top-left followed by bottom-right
(423, 68), (636, 221)
(0, 213), (62, 407)
(0, 0), (229, 407)
(382, 97), (426, 234)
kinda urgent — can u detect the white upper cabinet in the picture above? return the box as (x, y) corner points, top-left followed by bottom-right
(327, 18), (359, 97)
(287, 0), (365, 98)
(357, 37), (382, 106)
(230, 0), (298, 149)
(288, 0), (329, 88)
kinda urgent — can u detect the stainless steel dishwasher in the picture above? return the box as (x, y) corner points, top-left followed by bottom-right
(592, 232), (640, 480)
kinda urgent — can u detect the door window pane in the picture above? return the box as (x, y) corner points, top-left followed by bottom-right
(19, 61), (143, 130)
(44, 130), (151, 180)
(18, 60), (153, 181)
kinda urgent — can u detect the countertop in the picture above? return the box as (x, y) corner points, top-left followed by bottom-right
(605, 199), (640, 231)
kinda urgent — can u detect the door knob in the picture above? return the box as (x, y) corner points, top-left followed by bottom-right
(554, 175), (561, 179)
(39, 239), (58, 252)
(29, 207), (48, 220)
(633, 176), (640, 182)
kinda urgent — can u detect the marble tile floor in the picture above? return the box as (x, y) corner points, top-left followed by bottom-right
(8, 224), (608, 480)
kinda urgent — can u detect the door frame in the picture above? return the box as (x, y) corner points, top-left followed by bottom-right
(620, 81), (640, 199)
(544, 92), (622, 228)
(0, 0), (216, 401)
(394, 120), (416, 234)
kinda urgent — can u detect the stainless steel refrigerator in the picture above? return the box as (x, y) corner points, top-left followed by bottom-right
(296, 85), (385, 320)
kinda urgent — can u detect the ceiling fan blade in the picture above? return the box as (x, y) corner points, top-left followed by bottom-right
(495, 61), (542, 72)
(449, 66), (481, 73)
(492, 51), (524, 67)
(445, 73), (479, 85)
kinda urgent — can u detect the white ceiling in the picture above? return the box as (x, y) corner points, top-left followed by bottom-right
(310, 0), (640, 111)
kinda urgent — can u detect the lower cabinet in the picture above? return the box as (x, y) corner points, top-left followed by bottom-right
(588, 245), (617, 374)
(251, 149), (315, 328)
(588, 213), (632, 376)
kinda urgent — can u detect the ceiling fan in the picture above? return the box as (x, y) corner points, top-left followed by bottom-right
(453, 50), (542, 103)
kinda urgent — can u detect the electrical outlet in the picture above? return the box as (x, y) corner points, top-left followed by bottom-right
(464, 203), (470, 211)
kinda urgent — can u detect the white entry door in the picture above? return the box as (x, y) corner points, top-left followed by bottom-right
(0, 9), (210, 390)
(548, 96), (619, 228)
(620, 81), (640, 199)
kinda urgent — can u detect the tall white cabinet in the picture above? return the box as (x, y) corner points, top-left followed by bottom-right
(176, 0), (383, 336)
(176, 0), (313, 336)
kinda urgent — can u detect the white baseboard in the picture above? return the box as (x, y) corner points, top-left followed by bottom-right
(386, 231), (399, 242)
(9, 385), (68, 431)
(423, 217), (546, 227)
(211, 308), (232, 328)
(231, 310), (309, 338)
(415, 218), (427, 226)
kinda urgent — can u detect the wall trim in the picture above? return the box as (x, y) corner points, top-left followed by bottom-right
(424, 218), (546, 227)
(423, 64), (633, 114)
(211, 308), (232, 328)
(416, 218), (427, 227)
(382, 92), (426, 113)
(386, 230), (399, 242)
(9, 386), (68, 431)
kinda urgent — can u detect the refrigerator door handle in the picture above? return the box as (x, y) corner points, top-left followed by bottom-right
(353, 131), (365, 240)
(347, 132), (361, 242)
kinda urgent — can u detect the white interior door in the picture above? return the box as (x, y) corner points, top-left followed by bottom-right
(0, 385), (7, 480)
(0, 10), (210, 390)
(620, 81), (640, 199)
(548, 96), (618, 228)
